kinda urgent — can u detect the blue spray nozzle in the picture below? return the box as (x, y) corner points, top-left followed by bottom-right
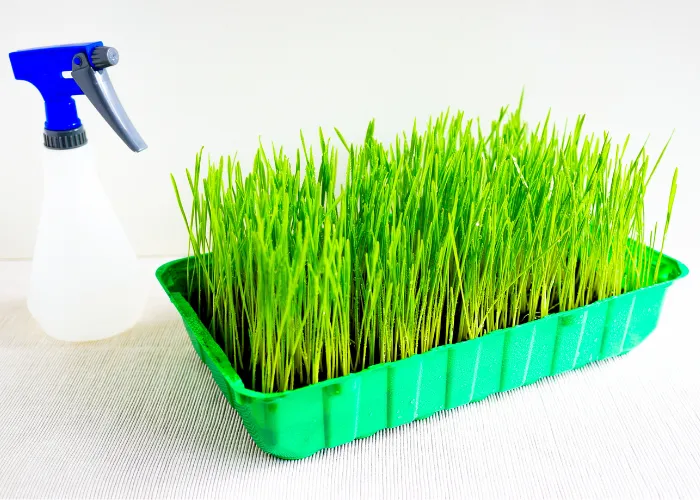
(10, 42), (104, 131)
(9, 41), (146, 152)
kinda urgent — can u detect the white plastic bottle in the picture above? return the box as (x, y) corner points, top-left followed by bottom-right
(27, 147), (147, 341)
(10, 42), (148, 341)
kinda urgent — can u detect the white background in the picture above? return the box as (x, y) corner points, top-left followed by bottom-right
(0, 0), (698, 269)
(2, 2), (700, 497)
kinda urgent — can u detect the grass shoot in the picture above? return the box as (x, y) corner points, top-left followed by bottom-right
(172, 100), (678, 393)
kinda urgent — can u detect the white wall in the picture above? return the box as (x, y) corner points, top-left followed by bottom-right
(1, 0), (698, 269)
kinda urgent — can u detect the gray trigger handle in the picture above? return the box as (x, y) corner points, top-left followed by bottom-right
(71, 51), (147, 153)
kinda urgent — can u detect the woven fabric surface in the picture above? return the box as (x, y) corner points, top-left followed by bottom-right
(1, 260), (700, 499)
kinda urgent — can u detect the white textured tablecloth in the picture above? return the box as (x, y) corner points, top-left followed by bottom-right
(2, 259), (700, 499)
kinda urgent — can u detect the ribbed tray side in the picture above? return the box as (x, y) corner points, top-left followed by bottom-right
(156, 253), (686, 460)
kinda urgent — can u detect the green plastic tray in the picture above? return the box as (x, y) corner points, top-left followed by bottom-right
(156, 253), (688, 460)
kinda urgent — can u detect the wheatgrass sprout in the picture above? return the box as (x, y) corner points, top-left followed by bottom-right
(171, 100), (678, 393)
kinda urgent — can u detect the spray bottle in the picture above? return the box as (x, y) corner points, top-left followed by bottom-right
(9, 42), (147, 342)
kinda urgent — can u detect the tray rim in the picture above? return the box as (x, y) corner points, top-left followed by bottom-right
(156, 250), (689, 403)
